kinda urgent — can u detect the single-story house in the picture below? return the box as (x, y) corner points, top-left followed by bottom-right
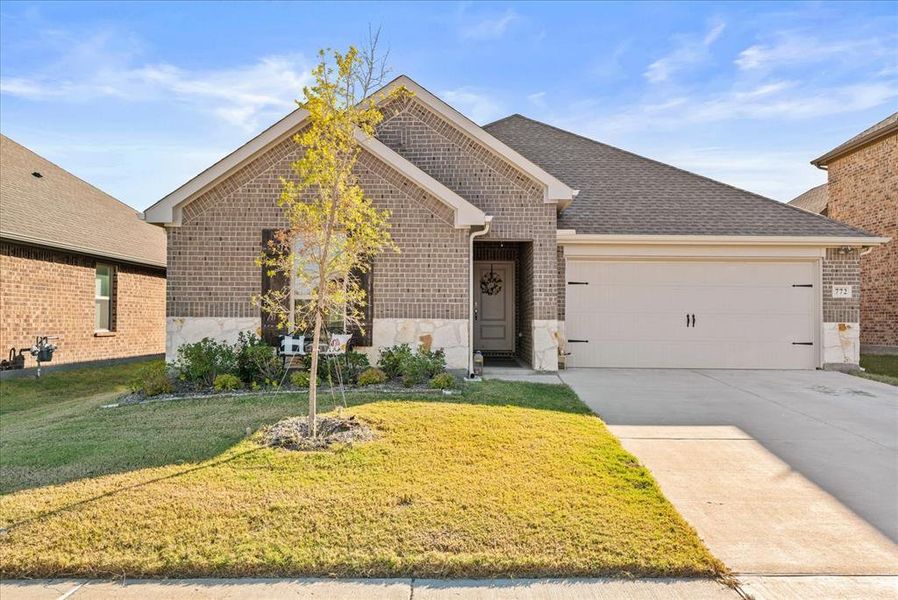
(145, 76), (888, 373)
(790, 111), (897, 354)
(0, 134), (166, 369)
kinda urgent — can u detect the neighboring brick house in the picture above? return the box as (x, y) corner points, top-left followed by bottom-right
(0, 135), (166, 369)
(790, 112), (897, 354)
(145, 76), (886, 373)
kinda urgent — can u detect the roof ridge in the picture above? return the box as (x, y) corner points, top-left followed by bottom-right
(487, 115), (874, 238)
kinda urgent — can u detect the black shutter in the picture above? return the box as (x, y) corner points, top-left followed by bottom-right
(260, 229), (288, 347)
(347, 260), (373, 347)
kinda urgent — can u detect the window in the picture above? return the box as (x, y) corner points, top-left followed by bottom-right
(95, 264), (113, 331)
(290, 238), (346, 332)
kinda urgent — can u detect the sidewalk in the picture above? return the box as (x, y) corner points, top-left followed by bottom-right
(1, 577), (740, 599)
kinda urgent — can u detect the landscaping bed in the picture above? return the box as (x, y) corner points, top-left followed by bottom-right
(0, 362), (724, 579)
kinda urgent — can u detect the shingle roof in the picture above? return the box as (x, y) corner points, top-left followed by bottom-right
(812, 111), (898, 167)
(788, 183), (829, 215)
(0, 134), (165, 267)
(484, 114), (873, 238)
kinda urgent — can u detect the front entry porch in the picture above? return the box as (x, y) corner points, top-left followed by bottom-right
(473, 241), (534, 368)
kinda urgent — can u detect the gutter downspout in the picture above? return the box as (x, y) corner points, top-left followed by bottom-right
(468, 216), (493, 377)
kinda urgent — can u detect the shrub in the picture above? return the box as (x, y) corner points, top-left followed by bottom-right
(378, 344), (446, 383)
(175, 338), (237, 387)
(213, 373), (242, 392)
(417, 347), (446, 378)
(357, 367), (387, 386)
(399, 353), (430, 386)
(128, 362), (172, 396)
(429, 372), (456, 390)
(318, 349), (370, 384)
(290, 370), (319, 388)
(377, 343), (413, 379)
(236, 332), (285, 385)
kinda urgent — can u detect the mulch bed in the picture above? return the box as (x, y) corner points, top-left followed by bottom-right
(261, 415), (376, 450)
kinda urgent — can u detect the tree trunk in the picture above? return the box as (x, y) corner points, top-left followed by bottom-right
(308, 310), (322, 437)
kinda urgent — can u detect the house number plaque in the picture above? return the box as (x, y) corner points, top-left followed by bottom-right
(832, 285), (852, 299)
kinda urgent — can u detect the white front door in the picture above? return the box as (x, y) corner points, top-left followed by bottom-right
(474, 261), (515, 352)
(565, 259), (818, 369)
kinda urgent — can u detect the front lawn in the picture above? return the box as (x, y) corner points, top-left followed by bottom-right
(858, 354), (898, 386)
(0, 362), (722, 579)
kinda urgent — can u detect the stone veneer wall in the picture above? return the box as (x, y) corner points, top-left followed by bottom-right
(822, 248), (861, 367)
(827, 132), (898, 352)
(1, 241), (165, 367)
(377, 97), (559, 368)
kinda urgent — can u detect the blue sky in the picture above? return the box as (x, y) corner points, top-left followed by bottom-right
(1, 1), (896, 211)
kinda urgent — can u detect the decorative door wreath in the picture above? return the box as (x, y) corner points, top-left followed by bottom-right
(480, 265), (503, 296)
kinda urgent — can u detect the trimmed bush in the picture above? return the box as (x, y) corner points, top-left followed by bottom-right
(357, 367), (387, 386)
(175, 338), (237, 387)
(429, 372), (456, 390)
(236, 333), (285, 385)
(318, 349), (370, 384)
(128, 362), (172, 397)
(290, 370), (319, 388)
(213, 373), (242, 392)
(417, 348), (446, 378)
(377, 343), (413, 379)
(378, 344), (447, 384)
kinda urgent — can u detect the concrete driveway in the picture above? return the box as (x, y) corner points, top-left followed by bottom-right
(560, 369), (898, 581)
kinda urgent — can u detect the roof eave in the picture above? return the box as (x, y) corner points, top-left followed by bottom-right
(0, 231), (167, 269)
(811, 120), (898, 168)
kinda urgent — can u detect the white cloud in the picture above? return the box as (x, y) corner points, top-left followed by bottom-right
(580, 80), (897, 134)
(527, 91), (547, 108)
(645, 19), (726, 83)
(460, 9), (519, 40)
(0, 30), (311, 131)
(735, 33), (896, 71)
(441, 87), (504, 124)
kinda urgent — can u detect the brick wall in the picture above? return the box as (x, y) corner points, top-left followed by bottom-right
(0, 241), (165, 367)
(378, 98), (558, 325)
(827, 133), (898, 349)
(167, 133), (470, 323)
(822, 248), (861, 323)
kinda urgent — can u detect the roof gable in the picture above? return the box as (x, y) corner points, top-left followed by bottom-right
(788, 184), (828, 215)
(0, 134), (166, 267)
(485, 115), (881, 241)
(380, 77), (576, 205)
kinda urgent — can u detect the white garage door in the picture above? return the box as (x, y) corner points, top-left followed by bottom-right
(565, 260), (818, 369)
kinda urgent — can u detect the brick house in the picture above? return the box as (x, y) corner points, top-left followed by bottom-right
(0, 135), (166, 369)
(790, 112), (897, 354)
(145, 76), (887, 373)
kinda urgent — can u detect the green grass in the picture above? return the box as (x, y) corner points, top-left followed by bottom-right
(0, 360), (150, 415)
(858, 354), (898, 386)
(0, 362), (722, 579)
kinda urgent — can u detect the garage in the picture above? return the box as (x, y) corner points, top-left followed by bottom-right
(564, 259), (819, 369)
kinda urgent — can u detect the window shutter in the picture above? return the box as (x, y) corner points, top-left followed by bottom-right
(348, 261), (374, 347)
(260, 229), (288, 346)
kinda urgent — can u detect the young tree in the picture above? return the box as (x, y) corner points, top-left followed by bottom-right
(257, 41), (406, 436)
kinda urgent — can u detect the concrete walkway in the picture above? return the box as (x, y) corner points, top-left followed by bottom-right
(0, 578), (740, 599)
(561, 368), (898, 597)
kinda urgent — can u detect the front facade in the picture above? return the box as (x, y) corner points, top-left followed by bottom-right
(0, 135), (166, 368)
(147, 76), (886, 373)
(809, 113), (898, 354)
